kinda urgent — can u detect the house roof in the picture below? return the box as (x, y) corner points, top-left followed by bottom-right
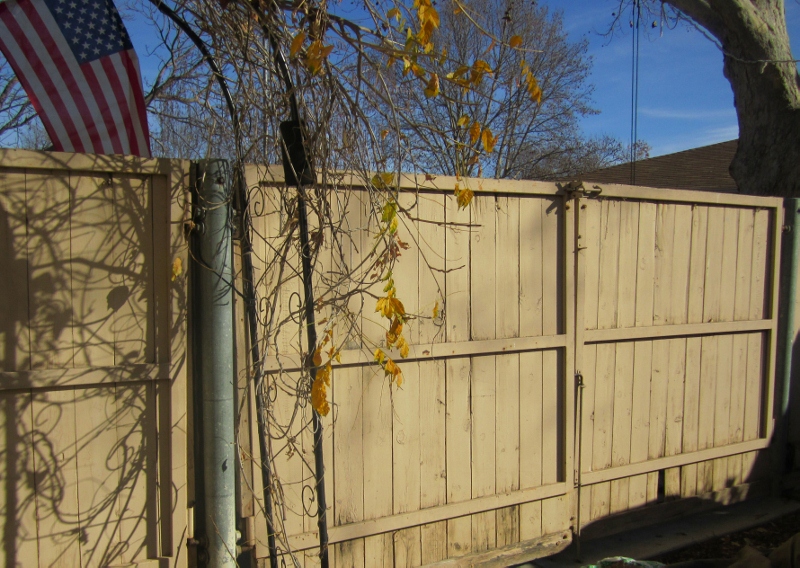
(581, 139), (738, 192)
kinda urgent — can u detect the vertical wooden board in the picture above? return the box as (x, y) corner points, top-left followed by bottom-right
(718, 208), (740, 323)
(582, 198), (602, 331)
(669, 205), (693, 325)
(652, 204), (676, 326)
(471, 195), (496, 342)
(116, 383), (158, 563)
(70, 174), (117, 367)
(734, 210), (755, 322)
(580, 344), (597, 475)
(590, 481), (610, 522)
(541, 494), (569, 535)
(520, 197), (543, 338)
(520, 501), (542, 540)
(610, 342), (634, 513)
(542, 350), (560, 485)
(681, 336), (702, 497)
(629, 340), (653, 508)
(470, 355), (496, 498)
(74, 385), (122, 566)
(25, 171), (74, 369)
(542, 197), (562, 336)
(749, 209), (770, 321)
(703, 207), (725, 323)
(0, 170), (31, 372)
(33, 388), (82, 566)
(362, 364), (393, 524)
(340, 190), (369, 351)
(665, 338), (686, 458)
(111, 175), (154, 365)
(496, 196), (520, 340)
(648, 339), (670, 461)
(495, 197), (520, 548)
(686, 206), (709, 324)
(697, 337), (718, 494)
(394, 191), (420, 346)
(729, 334), (749, 445)
(394, 528), (422, 567)
(471, 510), (496, 553)
(333, 366), (363, 527)
(421, 521), (447, 564)
(496, 352), (520, 493)
(444, 192), (471, 343)
(420, 360), (446, 561)
(616, 201), (640, 328)
(365, 534), (393, 567)
(0, 392), (39, 565)
(592, 343), (615, 471)
(744, 332), (765, 441)
(596, 200), (621, 330)
(520, 351), (543, 491)
(634, 203), (657, 328)
(445, 356), (471, 556)
(418, 192), (446, 345)
(334, 538), (364, 568)
(393, 362), (421, 568)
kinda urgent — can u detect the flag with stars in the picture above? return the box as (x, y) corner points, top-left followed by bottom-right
(0, 0), (151, 156)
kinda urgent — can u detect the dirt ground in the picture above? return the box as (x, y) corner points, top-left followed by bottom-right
(651, 509), (800, 564)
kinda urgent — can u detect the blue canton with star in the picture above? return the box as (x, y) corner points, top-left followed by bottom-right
(44, 0), (133, 64)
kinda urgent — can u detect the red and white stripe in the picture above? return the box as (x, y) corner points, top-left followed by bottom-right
(0, 0), (151, 157)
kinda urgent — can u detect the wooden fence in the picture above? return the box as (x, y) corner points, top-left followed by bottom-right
(239, 167), (784, 567)
(0, 150), (189, 568)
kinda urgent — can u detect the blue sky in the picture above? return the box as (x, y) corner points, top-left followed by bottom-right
(538, 1), (800, 156)
(124, 1), (800, 158)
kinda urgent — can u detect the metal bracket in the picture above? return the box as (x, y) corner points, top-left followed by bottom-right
(559, 180), (602, 199)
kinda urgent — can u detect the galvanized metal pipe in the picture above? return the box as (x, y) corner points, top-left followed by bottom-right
(194, 159), (237, 566)
(776, 198), (800, 483)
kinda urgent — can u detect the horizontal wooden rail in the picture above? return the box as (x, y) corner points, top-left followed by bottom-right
(581, 438), (770, 486)
(585, 182), (783, 209)
(279, 482), (567, 551)
(263, 333), (568, 373)
(584, 319), (772, 345)
(0, 363), (169, 391)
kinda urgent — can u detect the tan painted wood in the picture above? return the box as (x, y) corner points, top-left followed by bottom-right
(0, 170), (31, 372)
(115, 383), (158, 564)
(494, 195), (521, 548)
(33, 388), (82, 566)
(763, 206), (782, 442)
(284, 483), (566, 553)
(333, 365), (364, 529)
(520, 195), (543, 338)
(470, 195), (497, 554)
(273, 372), (306, 541)
(420, 358), (447, 564)
(579, 181), (782, 209)
(627, 202), (656, 507)
(393, 359), (422, 566)
(444, 191), (472, 558)
(0, 392), (39, 565)
(334, 538), (365, 568)
(582, 199), (602, 333)
(111, 175), (155, 365)
(417, 192), (446, 346)
(679, 205), (709, 497)
(25, 171), (75, 369)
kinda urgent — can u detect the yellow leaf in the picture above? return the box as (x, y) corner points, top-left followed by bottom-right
(455, 184), (473, 209)
(313, 346), (323, 368)
(389, 216), (398, 234)
(509, 35), (523, 48)
(334, 351), (342, 363)
(481, 127), (496, 153)
(457, 114), (470, 127)
(380, 129), (389, 140)
(171, 257), (183, 281)
(397, 336), (410, 358)
(453, 5), (462, 14)
(424, 73), (440, 98)
(425, 173), (436, 181)
(290, 31), (306, 58)
(469, 121), (481, 145)
(526, 72), (542, 104)
(433, 300), (439, 319)
(374, 348), (386, 364)
(311, 371), (330, 416)
(382, 172), (395, 185)
(387, 7), (401, 19)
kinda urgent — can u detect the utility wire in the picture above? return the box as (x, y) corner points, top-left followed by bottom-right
(630, 0), (641, 185)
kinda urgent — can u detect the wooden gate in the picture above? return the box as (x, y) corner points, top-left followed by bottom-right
(237, 169), (783, 567)
(0, 150), (190, 568)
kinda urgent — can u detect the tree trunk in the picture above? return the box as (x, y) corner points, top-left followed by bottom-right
(665, 0), (800, 196)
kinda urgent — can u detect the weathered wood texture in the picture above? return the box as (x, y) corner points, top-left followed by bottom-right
(0, 150), (189, 567)
(237, 169), (782, 567)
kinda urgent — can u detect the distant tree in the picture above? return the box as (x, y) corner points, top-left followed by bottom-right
(377, 0), (631, 179)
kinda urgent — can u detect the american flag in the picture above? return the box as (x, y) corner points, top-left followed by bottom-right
(0, 0), (151, 157)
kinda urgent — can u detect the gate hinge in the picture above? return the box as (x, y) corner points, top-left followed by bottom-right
(559, 180), (602, 199)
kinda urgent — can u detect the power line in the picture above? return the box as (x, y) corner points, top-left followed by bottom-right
(630, 0), (641, 185)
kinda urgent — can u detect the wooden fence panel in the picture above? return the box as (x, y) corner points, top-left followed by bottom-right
(241, 168), (782, 567)
(0, 150), (189, 568)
